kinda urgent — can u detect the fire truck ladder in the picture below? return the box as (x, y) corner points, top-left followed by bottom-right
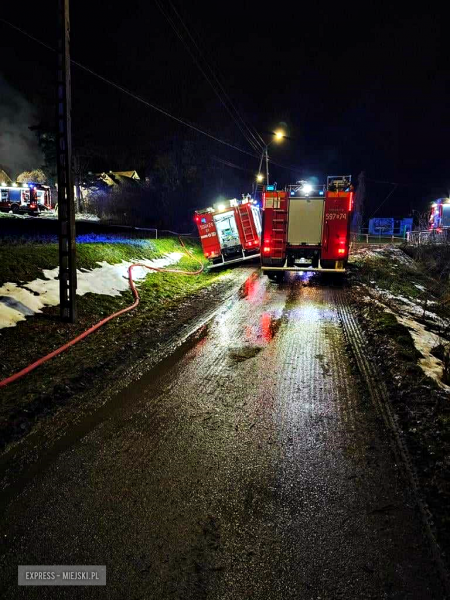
(271, 207), (288, 259)
(237, 205), (256, 244)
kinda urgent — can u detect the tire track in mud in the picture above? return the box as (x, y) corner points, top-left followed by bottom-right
(0, 272), (445, 599)
(0, 269), (255, 510)
(335, 288), (450, 598)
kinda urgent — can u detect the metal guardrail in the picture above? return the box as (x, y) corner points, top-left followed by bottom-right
(406, 229), (450, 245)
(351, 233), (406, 245)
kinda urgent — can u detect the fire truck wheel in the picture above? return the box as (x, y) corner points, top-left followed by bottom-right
(267, 271), (284, 283)
(11, 204), (20, 214)
(320, 260), (335, 270)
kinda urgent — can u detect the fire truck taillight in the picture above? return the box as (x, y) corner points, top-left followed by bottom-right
(338, 248), (346, 255)
(263, 246), (271, 254)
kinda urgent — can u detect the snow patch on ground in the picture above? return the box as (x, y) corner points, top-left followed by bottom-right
(370, 287), (446, 327)
(397, 315), (450, 391)
(40, 211), (101, 221)
(0, 211), (27, 219)
(366, 287), (450, 389)
(351, 244), (413, 265)
(354, 244), (450, 389)
(0, 252), (183, 330)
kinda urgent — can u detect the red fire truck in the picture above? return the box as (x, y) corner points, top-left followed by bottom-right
(195, 195), (262, 267)
(261, 175), (353, 280)
(0, 182), (52, 215)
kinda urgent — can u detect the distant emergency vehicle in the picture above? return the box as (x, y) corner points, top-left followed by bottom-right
(429, 198), (450, 230)
(0, 182), (52, 215)
(195, 195), (262, 267)
(261, 175), (353, 280)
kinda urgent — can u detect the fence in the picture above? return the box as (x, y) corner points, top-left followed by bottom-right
(351, 231), (406, 245)
(0, 217), (198, 246)
(406, 229), (450, 246)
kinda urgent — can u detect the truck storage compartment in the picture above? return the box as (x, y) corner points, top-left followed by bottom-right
(213, 210), (241, 250)
(195, 196), (261, 267)
(287, 197), (324, 245)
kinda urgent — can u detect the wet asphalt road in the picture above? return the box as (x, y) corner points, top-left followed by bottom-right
(0, 270), (442, 599)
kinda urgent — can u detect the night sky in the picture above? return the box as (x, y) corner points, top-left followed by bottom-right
(1, 2), (448, 218)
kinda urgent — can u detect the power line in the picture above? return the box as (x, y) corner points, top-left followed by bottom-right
(0, 16), (303, 176)
(367, 177), (447, 191)
(0, 17), (257, 157)
(366, 178), (398, 186)
(212, 156), (254, 173)
(166, 0), (266, 151)
(369, 183), (398, 218)
(154, 0), (263, 154)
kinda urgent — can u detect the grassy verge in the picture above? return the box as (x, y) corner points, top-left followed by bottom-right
(349, 245), (450, 563)
(351, 246), (443, 302)
(0, 238), (184, 286)
(0, 238), (233, 444)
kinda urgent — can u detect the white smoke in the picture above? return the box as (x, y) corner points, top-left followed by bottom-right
(0, 74), (43, 179)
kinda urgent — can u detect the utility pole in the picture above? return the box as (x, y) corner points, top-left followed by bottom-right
(255, 132), (284, 190)
(56, 0), (77, 322)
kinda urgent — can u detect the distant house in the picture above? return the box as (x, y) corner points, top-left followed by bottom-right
(79, 169), (142, 209)
(95, 170), (140, 187)
(0, 169), (12, 186)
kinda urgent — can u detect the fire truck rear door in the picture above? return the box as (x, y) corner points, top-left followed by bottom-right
(287, 197), (325, 245)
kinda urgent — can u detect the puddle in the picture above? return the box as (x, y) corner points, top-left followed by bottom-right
(315, 353), (331, 376)
(260, 313), (282, 342)
(238, 271), (260, 300)
(228, 346), (263, 362)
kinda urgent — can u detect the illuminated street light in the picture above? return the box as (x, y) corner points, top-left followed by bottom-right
(259, 130), (286, 186)
(256, 173), (264, 182)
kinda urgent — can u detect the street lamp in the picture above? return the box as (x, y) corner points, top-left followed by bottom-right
(257, 130), (285, 186)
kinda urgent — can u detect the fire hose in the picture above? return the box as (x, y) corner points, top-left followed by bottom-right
(0, 237), (203, 389)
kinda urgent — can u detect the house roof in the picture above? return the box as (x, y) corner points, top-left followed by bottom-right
(0, 169), (12, 185)
(95, 170), (141, 187)
(112, 170), (140, 180)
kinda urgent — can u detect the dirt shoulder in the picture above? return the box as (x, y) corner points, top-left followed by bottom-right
(0, 238), (252, 454)
(348, 244), (450, 565)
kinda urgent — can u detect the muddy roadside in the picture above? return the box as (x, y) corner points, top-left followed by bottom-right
(0, 264), (254, 468)
(347, 245), (450, 567)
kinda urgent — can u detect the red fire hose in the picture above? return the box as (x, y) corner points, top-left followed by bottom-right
(0, 238), (203, 389)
